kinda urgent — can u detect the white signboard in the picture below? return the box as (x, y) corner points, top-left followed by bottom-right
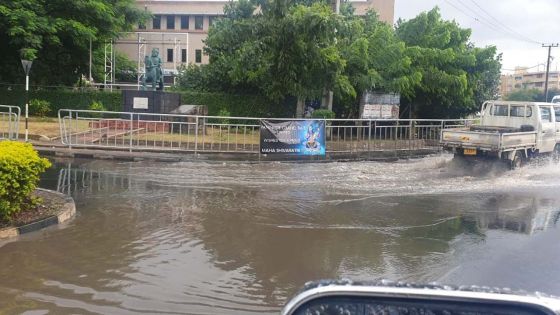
(362, 104), (399, 119)
(362, 105), (381, 119)
(381, 105), (393, 119)
(133, 97), (149, 109)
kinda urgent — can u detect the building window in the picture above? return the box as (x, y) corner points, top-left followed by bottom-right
(182, 49), (187, 63)
(167, 15), (175, 30)
(181, 15), (189, 29)
(153, 15), (161, 29)
(515, 76), (522, 80)
(514, 84), (521, 88)
(535, 82), (543, 87)
(537, 74), (543, 79)
(167, 49), (174, 62)
(195, 49), (202, 63)
(195, 16), (203, 30)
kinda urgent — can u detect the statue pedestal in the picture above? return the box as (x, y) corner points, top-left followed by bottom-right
(122, 90), (181, 117)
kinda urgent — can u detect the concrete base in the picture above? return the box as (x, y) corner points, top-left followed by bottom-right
(122, 90), (181, 117)
(31, 141), (441, 163)
(0, 189), (76, 240)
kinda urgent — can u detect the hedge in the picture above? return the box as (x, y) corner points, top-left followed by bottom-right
(0, 141), (51, 219)
(0, 88), (296, 118)
(0, 89), (121, 115)
(177, 91), (295, 117)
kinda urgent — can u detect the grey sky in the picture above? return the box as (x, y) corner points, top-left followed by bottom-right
(394, 0), (560, 73)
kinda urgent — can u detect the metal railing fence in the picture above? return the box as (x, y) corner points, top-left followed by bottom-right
(58, 109), (472, 156)
(0, 105), (20, 140)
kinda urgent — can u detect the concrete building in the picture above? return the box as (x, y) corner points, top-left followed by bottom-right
(114, 0), (395, 87)
(500, 67), (560, 98)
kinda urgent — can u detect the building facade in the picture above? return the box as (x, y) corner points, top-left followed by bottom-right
(500, 67), (560, 98)
(114, 0), (395, 86)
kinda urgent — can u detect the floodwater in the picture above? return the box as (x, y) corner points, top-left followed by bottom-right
(1, 155), (560, 314)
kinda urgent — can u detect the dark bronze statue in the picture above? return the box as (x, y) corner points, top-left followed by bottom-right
(141, 48), (164, 91)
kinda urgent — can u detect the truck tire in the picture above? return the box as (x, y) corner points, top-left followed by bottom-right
(510, 151), (524, 170)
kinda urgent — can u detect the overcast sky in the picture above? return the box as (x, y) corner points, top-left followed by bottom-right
(394, 0), (560, 74)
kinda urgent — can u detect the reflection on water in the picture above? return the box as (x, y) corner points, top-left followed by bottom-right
(0, 156), (559, 314)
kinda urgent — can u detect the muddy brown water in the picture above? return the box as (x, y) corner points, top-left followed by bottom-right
(0, 155), (559, 314)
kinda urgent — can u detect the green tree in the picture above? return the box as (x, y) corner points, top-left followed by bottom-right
(505, 88), (543, 102)
(334, 11), (420, 117)
(0, 0), (147, 85)
(396, 8), (501, 118)
(505, 88), (560, 102)
(191, 0), (348, 112)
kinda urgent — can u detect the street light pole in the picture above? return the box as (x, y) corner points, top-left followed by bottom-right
(21, 59), (33, 142)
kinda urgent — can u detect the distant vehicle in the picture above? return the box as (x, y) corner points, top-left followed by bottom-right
(440, 101), (560, 169)
(552, 95), (560, 104)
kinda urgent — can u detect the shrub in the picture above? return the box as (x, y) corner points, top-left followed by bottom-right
(0, 141), (51, 220)
(87, 101), (106, 118)
(216, 108), (231, 125)
(89, 101), (106, 112)
(29, 99), (51, 117)
(311, 109), (336, 119)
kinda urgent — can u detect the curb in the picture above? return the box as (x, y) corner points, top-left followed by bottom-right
(32, 144), (442, 163)
(0, 189), (76, 240)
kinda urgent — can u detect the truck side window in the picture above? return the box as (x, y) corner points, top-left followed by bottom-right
(493, 105), (508, 116)
(510, 106), (531, 117)
(555, 106), (560, 122)
(540, 107), (552, 122)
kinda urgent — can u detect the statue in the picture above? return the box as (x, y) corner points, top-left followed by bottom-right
(141, 48), (164, 91)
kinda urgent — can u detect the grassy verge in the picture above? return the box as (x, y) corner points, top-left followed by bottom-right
(18, 117), (60, 138)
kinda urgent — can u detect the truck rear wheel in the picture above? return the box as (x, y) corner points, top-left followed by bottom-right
(510, 151), (524, 170)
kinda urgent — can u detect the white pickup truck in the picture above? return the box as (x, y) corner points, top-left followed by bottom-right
(441, 101), (560, 168)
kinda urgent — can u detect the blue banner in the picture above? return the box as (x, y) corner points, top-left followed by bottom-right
(260, 120), (326, 156)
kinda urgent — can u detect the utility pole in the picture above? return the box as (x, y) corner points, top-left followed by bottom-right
(543, 43), (558, 102)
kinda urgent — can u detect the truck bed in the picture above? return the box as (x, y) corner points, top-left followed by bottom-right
(441, 127), (537, 152)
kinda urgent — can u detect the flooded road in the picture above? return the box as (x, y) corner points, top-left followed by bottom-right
(0, 155), (559, 314)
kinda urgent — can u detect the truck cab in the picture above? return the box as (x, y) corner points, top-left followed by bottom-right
(480, 101), (559, 152)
